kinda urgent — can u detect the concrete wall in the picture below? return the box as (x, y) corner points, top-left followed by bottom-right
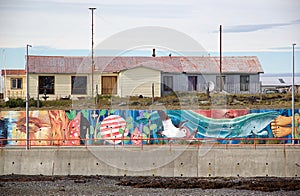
(1, 145), (299, 177)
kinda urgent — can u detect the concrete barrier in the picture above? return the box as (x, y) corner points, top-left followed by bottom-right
(1, 145), (299, 177)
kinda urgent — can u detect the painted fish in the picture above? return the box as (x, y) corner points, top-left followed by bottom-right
(160, 110), (279, 138)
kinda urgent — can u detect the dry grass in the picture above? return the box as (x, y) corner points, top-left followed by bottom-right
(1, 92), (299, 111)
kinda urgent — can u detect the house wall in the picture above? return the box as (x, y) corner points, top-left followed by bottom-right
(200, 74), (216, 92)
(27, 72), (261, 100)
(249, 74), (261, 94)
(161, 73), (216, 95)
(119, 67), (161, 97)
(161, 73), (261, 95)
(223, 74), (260, 94)
(55, 75), (71, 98)
(28, 74), (38, 99)
(161, 73), (185, 93)
(29, 74), (93, 100)
(4, 75), (26, 99)
(161, 73), (209, 93)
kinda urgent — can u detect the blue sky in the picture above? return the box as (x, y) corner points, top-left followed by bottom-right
(0, 0), (299, 73)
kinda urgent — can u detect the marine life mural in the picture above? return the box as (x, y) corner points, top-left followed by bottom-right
(0, 109), (298, 146)
(100, 115), (128, 144)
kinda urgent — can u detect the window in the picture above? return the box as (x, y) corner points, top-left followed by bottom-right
(188, 76), (197, 91)
(240, 75), (249, 91)
(163, 76), (173, 91)
(216, 76), (226, 91)
(71, 76), (87, 94)
(39, 76), (55, 94)
(11, 78), (22, 89)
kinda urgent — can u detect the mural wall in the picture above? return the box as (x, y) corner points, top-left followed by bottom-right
(0, 109), (299, 146)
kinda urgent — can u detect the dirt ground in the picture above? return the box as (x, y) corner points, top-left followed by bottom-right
(1, 175), (300, 195)
(118, 176), (300, 191)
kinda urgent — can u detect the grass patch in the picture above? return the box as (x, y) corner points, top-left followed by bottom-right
(0, 92), (299, 110)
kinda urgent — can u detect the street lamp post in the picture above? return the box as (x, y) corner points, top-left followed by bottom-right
(89, 7), (96, 100)
(26, 44), (32, 150)
(292, 43), (296, 144)
(219, 25), (223, 92)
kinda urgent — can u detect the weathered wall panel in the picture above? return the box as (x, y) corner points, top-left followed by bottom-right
(120, 66), (161, 97)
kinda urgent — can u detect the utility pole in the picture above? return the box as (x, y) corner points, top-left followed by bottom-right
(292, 43), (296, 144)
(219, 25), (223, 92)
(89, 7), (96, 100)
(26, 44), (32, 150)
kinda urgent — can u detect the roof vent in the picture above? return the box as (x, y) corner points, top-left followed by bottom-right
(152, 48), (156, 57)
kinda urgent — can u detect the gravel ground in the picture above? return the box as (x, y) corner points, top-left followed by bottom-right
(0, 175), (300, 196)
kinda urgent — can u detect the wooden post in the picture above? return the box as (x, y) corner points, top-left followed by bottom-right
(152, 83), (154, 104)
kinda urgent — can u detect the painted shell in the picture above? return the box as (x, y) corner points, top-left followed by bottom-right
(100, 115), (128, 144)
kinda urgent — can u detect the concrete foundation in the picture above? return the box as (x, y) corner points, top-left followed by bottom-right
(1, 145), (299, 177)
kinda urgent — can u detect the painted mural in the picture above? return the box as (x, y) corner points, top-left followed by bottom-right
(0, 109), (299, 146)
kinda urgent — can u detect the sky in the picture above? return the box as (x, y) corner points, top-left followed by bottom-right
(0, 0), (299, 73)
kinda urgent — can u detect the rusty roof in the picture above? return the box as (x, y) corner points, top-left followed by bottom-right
(28, 56), (264, 74)
(1, 69), (26, 76)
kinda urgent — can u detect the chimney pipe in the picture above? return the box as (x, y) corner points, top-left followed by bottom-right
(152, 48), (156, 57)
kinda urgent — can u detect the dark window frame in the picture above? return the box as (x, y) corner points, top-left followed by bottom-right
(71, 76), (87, 95)
(240, 75), (250, 91)
(188, 76), (198, 91)
(38, 76), (55, 94)
(11, 78), (22, 89)
(163, 76), (173, 91)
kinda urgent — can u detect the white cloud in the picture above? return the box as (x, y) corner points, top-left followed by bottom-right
(0, 0), (299, 52)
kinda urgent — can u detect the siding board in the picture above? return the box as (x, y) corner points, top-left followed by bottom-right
(120, 66), (160, 97)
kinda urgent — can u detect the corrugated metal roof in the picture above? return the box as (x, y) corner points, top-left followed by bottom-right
(1, 69), (26, 76)
(28, 56), (263, 74)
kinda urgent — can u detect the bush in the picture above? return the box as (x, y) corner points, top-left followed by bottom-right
(29, 98), (42, 107)
(41, 99), (72, 108)
(4, 98), (41, 108)
(6, 98), (25, 108)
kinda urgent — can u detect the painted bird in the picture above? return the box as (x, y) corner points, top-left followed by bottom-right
(157, 110), (189, 138)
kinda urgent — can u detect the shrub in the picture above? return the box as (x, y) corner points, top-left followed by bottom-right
(6, 98), (25, 108)
(41, 100), (72, 107)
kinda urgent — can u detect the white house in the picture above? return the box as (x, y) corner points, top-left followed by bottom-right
(1, 69), (26, 100)
(26, 55), (264, 100)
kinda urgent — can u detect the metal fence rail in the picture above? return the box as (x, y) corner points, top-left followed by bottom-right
(1, 137), (299, 150)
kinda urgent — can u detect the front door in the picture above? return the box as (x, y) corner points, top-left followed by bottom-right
(101, 76), (117, 95)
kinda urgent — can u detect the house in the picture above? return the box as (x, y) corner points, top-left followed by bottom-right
(1, 69), (26, 100)
(26, 55), (264, 100)
(260, 73), (300, 93)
